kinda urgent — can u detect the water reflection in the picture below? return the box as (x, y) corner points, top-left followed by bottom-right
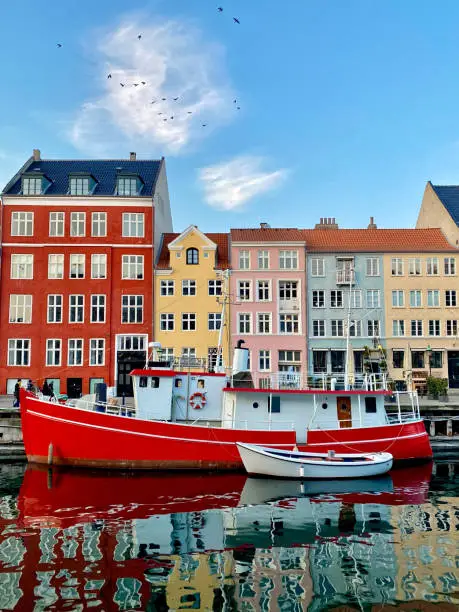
(0, 461), (456, 610)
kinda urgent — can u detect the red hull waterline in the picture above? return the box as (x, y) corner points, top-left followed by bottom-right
(20, 392), (432, 470)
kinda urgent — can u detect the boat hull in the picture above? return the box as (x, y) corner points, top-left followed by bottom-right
(20, 392), (432, 470)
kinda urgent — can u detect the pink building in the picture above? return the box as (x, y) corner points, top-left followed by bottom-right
(230, 226), (307, 378)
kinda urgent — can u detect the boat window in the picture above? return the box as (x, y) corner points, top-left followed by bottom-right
(365, 397), (377, 413)
(175, 379), (182, 388)
(197, 379), (205, 389)
(268, 396), (281, 413)
(151, 377), (160, 388)
(139, 377), (148, 388)
(253, 402), (259, 408)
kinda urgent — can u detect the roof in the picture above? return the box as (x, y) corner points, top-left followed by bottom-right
(430, 183), (459, 225)
(156, 232), (230, 270)
(3, 158), (163, 197)
(231, 228), (305, 242)
(302, 228), (455, 252)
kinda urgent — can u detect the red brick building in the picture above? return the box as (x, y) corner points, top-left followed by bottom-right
(0, 150), (172, 397)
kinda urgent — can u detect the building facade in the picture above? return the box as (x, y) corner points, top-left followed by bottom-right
(0, 150), (172, 396)
(230, 227), (307, 378)
(154, 226), (230, 369)
(416, 181), (459, 248)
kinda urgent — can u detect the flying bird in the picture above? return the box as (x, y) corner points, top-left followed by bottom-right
(188, 111), (193, 114)
(237, 106), (241, 110)
(138, 34), (142, 40)
(233, 99), (237, 104)
(120, 83), (125, 87)
(233, 17), (240, 24)
(170, 116), (174, 120)
(162, 97), (167, 101)
(218, 7), (223, 12)
(107, 74), (112, 79)
(157, 112), (163, 115)
(57, 43), (62, 48)
(141, 81), (146, 85)
(163, 118), (168, 122)
(173, 97), (179, 101)
(202, 124), (207, 127)
(151, 100), (157, 104)
(133, 83), (139, 87)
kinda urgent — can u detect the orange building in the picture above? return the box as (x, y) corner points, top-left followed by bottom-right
(0, 150), (172, 397)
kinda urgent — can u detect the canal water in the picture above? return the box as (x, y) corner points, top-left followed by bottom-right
(0, 462), (457, 611)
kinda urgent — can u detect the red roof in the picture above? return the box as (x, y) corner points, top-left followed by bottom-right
(156, 232), (230, 269)
(302, 228), (456, 252)
(231, 228), (305, 242)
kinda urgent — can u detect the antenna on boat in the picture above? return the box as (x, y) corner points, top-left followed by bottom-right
(344, 264), (354, 391)
(215, 269), (231, 373)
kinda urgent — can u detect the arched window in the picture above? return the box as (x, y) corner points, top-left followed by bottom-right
(186, 248), (199, 265)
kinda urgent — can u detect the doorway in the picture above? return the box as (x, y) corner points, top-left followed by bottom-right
(448, 351), (459, 388)
(67, 378), (82, 399)
(116, 351), (146, 397)
(337, 396), (352, 428)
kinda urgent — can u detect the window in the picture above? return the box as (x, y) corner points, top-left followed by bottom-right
(91, 254), (107, 279)
(255, 280), (269, 301)
(181, 347), (196, 361)
(331, 320), (344, 337)
(49, 212), (65, 237)
(122, 295), (143, 323)
(161, 280), (174, 296)
(92, 212), (107, 237)
(208, 313), (221, 331)
(366, 257), (380, 276)
(122, 213), (144, 237)
(122, 255), (144, 280)
(258, 250), (269, 269)
(393, 350), (404, 369)
(46, 339), (61, 366)
(239, 250), (250, 270)
(70, 212), (86, 237)
(430, 351), (443, 369)
(312, 290), (325, 308)
(366, 290), (380, 308)
(278, 350), (301, 371)
(411, 320), (423, 336)
(444, 257), (456, 276)
(238, 313), (251, 334)
(313, 350), (327, 373)
(69, 295), (84, 323)
(208, 280), (222, 296)
(365, 397), (377, 414)
(351, 289), (362, 308)
(408, 258), (421, 276)
(8, 339), (30, 366)
(279, 314), (299, 334)
(279, 250), (298, 269)
(330, 290), (343, 308)
(89, 339), (105, 366)
(354, 351), (363, 373)
(412, 351), (425, 369)
(445, 290), (457, 307)
(257, 313), (271, 334)
(368, 320), (380, 337)
(331, 350), (345, 373)
(259, 350), (271, 371)
(117, 177), (138, 196)
(186, 248), (199, 265)
(11, 212), (33, 236)
(391, 258), (403, 276)
(446, 320), (458, 336)
(426, 257), (439, 275)
(238, 281), (251, 301)
(70, 177), (90, 195)
(312, 320), (325, 337)
(409, 290), (422, 308)
(90, 295), (106, 323)
(68, 339), (83, 366)
(11, 254), (33, 279)
(160, 313), (175, 331)
(9, 295), (32, 323)
(48, 254), (63, 279)
(279, 281), (298, 300)
(392, 320), (405, 336)
(311, 258), (325, 276)
(181, 313), (196, 331)
(427, 290), (440, 307)
(428, 320), (440, 336)
(22, 176), (42, 195)
(70, 254), (85, 279)
(47, 295), (62, 324)
(392, 290), (404, 308)
(349, 320), (362, 337)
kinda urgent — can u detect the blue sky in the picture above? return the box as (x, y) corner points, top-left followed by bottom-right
(2, 0), (459, 232)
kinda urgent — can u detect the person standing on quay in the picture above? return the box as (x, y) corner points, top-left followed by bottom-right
(13, 379), (21, 407)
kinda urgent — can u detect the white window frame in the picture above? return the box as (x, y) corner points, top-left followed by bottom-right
(160, 280), (175, 296)
(351, 289), (362, 308)
(91, 254), (107, 279)
(160, 313), (175, 331)
(259, 349), (271, 371)
(122, 213), (145, 238)
(11, 254), (33, 279)
(426, 257), (439, 276)
(279, 281), (298, 300)
(258, 250), (269, 270)
(312, 320), (325, 337)
(47, 294), (63, 324)
(9, 295), (32, 324)
(330, 290), (343, 309)
(279, 250), (298, 270)
(238, 280), (251, 301)
(331, 319), (344, 337)
(238, 313), (252, 334)
(311, 257), (325, 277)
(68, 338), (84, 366)
(366, 257), (380, 276)
(312, 290), (325, 308)
(257, 312), (272, 334)
(446, 320), (458, 336)
(48, 254), (64, 279)
(70, 212), (86, 237)
(427, 290), (440, 308)
(392, 320), (405, 336)
(279, 313), (299, 334)
(181, 312), (197, 331)
(428, 319), (441, 337)
(408, 257), (422, 276)
(122, 255), (144, 280)
(410, 320), (423, 337)
(91, 212), (107, 237)
(349, 320), (362, 337)
(69, 177), (90, 196)
(444, 257), (456, 276)
(445, 290), (457, 307)
(391, 258), (403, 276)
(8, 339), (31, 366)
(208, 313), (222, 331)
(69, 254), (85, 279)
(367, 320), (380, 337)
(182, 280), (197, 296)
(117, 177), (138, 196)
(89, 338), (105, 366)
(208, 280), (222, 296)
(121, 295), (143, 324)
(11, 212), (34, 236)
(409, 290), (422, 308)
(366, 289), (380, 308)
(239, 250), (250, 270)
(69, 295), (84, 323)
(90, 295), (106, 323)
(46, 339), (62, 367)
(392, 290), (404, 308)
(22, 176), (42, 195)
(49, 212), (65, 237)
(256, 280), (271, 302)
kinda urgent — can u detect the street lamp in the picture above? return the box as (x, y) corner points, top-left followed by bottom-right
(427, 344), (432, 377)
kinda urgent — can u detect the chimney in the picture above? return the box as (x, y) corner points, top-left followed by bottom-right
(367, 216), (377, 229)
(33, 149), (41, 161)
(260, 222), (271, 229)
(130, 152), (136, 161)
(314, 217), (339, 230)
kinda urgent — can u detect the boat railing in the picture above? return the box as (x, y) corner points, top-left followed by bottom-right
(248, 372), (388, 392)
(385, 390), (420, 423)
(65, 397), (136, 418)
(221, 419), (297, 431)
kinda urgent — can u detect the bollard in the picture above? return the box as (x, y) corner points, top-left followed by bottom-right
(447, 419), (453, 437)
(429, 421), (436, 437)
(47, 442), (53, 466)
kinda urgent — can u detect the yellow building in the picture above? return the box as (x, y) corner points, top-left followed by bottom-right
(417, 181), (459, 248)
(154, 226), (231, 369)
(382, 232), (459, 388)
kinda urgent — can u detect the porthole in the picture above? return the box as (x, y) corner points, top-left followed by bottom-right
(322, 402), (328, 409)
(253, 402), (259, 408)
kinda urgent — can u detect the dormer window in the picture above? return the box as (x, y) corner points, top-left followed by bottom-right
(117, 176), (142, 196)
(22, 176), (43, 195)
(69, 176), (91, 196)
(186, 248), (199, 265)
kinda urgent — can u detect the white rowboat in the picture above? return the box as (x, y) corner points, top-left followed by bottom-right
(236, 443), (393, 479)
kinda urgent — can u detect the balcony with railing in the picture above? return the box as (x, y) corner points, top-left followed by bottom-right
(278, 298), (301, 312)
(336, 269), (355, 285)
(233, 371), (389, 392)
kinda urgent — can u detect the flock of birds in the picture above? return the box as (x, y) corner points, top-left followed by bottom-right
(56, 6), (242, 130)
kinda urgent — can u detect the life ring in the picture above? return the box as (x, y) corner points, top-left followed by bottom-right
(190, 392), (207, 410)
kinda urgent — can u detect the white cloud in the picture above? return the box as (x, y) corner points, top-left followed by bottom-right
(198, 155), (289, 211)
(69, 17), (234, 155)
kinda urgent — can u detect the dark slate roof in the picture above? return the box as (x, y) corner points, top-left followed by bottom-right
(431, 183), (459, 225)
(3, 159), (163, 196)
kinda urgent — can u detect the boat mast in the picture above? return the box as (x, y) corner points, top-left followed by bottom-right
(344, 263), (354, 391)
(216, 269), (230, 373)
